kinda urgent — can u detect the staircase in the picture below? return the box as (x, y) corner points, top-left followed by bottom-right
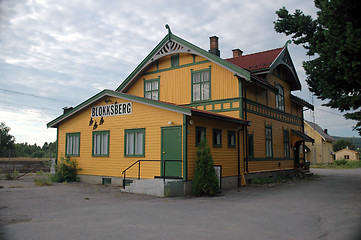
(121, 178), (184, 197)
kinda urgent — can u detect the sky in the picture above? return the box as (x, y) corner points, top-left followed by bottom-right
(0, 0), (359, 146)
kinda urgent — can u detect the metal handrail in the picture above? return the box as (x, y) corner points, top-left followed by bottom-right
(122, 159), (182, 189)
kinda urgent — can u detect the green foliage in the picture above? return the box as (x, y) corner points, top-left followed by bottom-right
(333, 139), (355, 152)
(3, 170), (19, 180)
(51, 157), (79, 183)
(12, 141), (57, 158)
(274, 0), (361, 135)
(311, 160), (361, 169)
(192, 140), (219, 196)
(334, 159), (348, 166)
(0, 122), (15, 157)
(34, 170), (52, 186)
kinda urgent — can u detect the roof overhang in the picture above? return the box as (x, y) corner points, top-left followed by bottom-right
(291, 94), (314, 110)
(291, 129), (314, 143)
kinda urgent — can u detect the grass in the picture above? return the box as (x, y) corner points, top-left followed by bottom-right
(251, 172), (310, 185)
(311, 160), (361, 169)
(34, 170), (52, 186)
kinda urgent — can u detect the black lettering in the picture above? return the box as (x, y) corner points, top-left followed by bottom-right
(106, 106), (110, 116)
(115, 104), (118, 114)
(127, 103), (132, 114)
(92, 108), (95, 118)
(122, 103), (126, 115)
(111, 105), (114, 115)
(102, 106), (106, 116)
(118, 103), (122, 114)
(98, 107), (102, 117)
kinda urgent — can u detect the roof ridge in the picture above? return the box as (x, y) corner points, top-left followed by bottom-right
(225, 47), (284, 60)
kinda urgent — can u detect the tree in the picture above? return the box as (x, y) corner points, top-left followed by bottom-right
(0, 122), (15, 157)
(274, 0), (361, 134)
(192, 139), (219, 196)
(333, 139), (355, 152)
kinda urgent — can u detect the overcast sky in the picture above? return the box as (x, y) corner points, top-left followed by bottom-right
(0, 0), (358, 146)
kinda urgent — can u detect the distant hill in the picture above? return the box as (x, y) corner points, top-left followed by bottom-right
(332, 136), (361, 150)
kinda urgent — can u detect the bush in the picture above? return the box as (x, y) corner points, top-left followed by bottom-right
(3, 170), (19, 180)
(34, 170), (52, 186)
(51, 157), (80, 183)
(192, 140), (219, 196)
(334, 159), (348, 166)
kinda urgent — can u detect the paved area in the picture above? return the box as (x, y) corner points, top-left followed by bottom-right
(1, 168), (360, 240)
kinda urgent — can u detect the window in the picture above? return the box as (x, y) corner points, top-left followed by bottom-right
(275, 84), (285, 111)
(265, 125), (273, 158)
(195, 127), (206, 146)
(66, 133), (80, 156)
(213, 129), (222, 147)
(344, 155), (350, 160)
(228, 131), (236, 148)
(192, 68), (210, 102)
(144, 78), (159, 100)
(92, 131), (109, 157)
(171, 54), (179, 67)
(283, 129), (290, 158)
(125, 128), (145, 157)
(248, 133), (254, 158)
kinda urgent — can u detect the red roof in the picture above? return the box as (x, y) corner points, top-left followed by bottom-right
(226, 47), (283, 71)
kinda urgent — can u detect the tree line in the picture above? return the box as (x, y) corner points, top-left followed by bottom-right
(1, 122), (56, 158)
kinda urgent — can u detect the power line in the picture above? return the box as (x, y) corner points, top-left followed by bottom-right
(315, 107), (345, 117)
(0, 101), (60, 112)
(0, 88), (75, 104)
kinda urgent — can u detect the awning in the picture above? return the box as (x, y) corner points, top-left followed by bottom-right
(291, 129), (314, 143)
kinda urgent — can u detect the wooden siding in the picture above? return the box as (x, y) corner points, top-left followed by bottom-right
(186, 116), (244, 180)
(246, 111), (303, 172)
(125, 53), (239, 105)
(57, 96), (184, 179)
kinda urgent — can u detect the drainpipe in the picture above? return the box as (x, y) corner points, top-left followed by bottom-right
(237, 126), (244, 186)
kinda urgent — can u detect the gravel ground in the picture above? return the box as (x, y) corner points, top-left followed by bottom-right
(1, 169), (361, 240)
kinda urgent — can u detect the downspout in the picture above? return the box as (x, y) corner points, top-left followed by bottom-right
(237, 126), (244, 186)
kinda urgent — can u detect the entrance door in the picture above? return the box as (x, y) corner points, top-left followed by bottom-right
(161, 126), (182, 178)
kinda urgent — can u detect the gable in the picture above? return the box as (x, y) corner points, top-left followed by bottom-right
(116, 27), (251, 92)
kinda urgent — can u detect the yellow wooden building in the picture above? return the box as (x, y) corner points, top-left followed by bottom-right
(335, 148), (360, 161)
(48, 26), (313, 196)
(304, 120), (335, 164)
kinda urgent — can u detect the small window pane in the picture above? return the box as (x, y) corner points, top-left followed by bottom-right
(193, 84), (200, 101)
(202, 82), (209, 100)
(127, 133), (134, 155)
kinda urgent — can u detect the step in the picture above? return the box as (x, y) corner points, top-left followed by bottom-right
(121, 179), (183, 197)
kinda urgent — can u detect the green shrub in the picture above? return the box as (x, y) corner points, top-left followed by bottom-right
(334, 159), (348, 166)
(51, 157), (80, 183)
(34, 170), (52, 186)
(4, 170), (19, 180)
(192, 140), (219, 196)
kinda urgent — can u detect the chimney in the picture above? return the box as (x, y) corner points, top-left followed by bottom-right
(232, 49), (243, 58)
(209, 36), (220, 57)
(324, 129), (328, 134)
(63, 107), (73, 114)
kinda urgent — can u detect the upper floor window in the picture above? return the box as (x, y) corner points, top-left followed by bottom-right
(192, 68), (210, 102)
(171, 54), (179, 67)
(275, 84), (285, 111)
(144, 78), (159, 100)
(66, 133), (80, 156)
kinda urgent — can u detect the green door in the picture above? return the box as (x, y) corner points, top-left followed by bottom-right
(161, 126), (182, 178)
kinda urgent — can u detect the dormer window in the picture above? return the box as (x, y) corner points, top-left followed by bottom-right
(275, 84), (285, 111)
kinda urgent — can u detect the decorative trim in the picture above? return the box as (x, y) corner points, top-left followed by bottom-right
(143, 60), (210, 76)
(185, 97), (241, 113)
(247, 157), (294, 161)
(246, 99), (302, 126)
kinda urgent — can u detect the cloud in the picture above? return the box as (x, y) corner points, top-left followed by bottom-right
(1, 0), (356, 145)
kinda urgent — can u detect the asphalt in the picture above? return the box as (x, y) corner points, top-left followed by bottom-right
(1, 168), (360, 240)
